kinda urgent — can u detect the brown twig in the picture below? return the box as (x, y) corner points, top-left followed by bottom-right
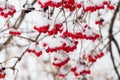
(108, 1), (120, 79)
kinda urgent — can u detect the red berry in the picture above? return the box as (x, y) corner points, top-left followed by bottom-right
(58, 73), (65, 78)
(108, 5), (114, 10)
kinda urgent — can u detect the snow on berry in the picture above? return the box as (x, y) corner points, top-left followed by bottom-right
(0, 1), (16, 18)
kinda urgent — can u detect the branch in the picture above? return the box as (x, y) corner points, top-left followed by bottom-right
(108, 1), (120, 79)
(0, 0), (37, 51)
(109, 42), (120, 79)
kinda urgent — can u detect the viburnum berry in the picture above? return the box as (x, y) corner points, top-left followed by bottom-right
(9, 30), (21, 36)
(77, 3), (82, 8)
(52, 57), (70, 68)
(107, 5), (114, 10)
(103, 1), (109, 5)
(45, 42), (77, 53)
(38, 0), (82, 12)
(83, 1), (115, 13)
(95, 18), (104, 25)
(96, 5), (104, 10)
(43, 43), (47, 47)
(71, 67), (77, 72)
(83, 24), (88, 32)
(48, 23), (63, 35)
(88, 54), (96, 62)
(27, 48), (42, 57)
(62, 31), (100, 41)
(27, 48), (36, 53)
(33, 24), (50, 33)
(58, 73), (65, 78)
(71, 59), (91, 76)
(97, 51), (104, 58)
(83, 51), (104, 63)
(74, 41), (78, 45)
(0, 73), (6, 79)
(82, 54), (87, 60)
(52, 51), (70, 68)
(35, 51), (42, 57)
(0, 67), (6, 79)
(38, 0), (62, 8)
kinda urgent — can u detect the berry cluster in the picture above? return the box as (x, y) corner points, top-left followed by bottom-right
(71, 59), (90, 76)
(53, 57), (70, 68)
(48, 23), (63, 35)
(62, 31), (99, 41)
(34, 23), (63, 35)
(84, 1), (114, 12)
(52, 51), (70, 68)
(107, 4), (114, 10)
(33, 24), (50, 33)
(38, 0), (114, 12)
(82, 52), (104, 62)
(9, 30), (21, 36)
(38, 0), (82, 12)
(84, 4), (104, 12)
(0, 1), (16, 18)
(95, 18), (104, 25)
(27, 48), (42, 57)
(62, 0), (82, 12)
(46, 41), (78, 53)
(38, 0), (62, 8)
(0, 67), (6, 79)
(103, 1), (114, 10)
(71, 67), (91, 76)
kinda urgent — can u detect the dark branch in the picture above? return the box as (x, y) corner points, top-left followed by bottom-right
(108, 1), (120, 79)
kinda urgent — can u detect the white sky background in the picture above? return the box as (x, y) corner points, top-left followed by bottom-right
(0, 0), (120, 80)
